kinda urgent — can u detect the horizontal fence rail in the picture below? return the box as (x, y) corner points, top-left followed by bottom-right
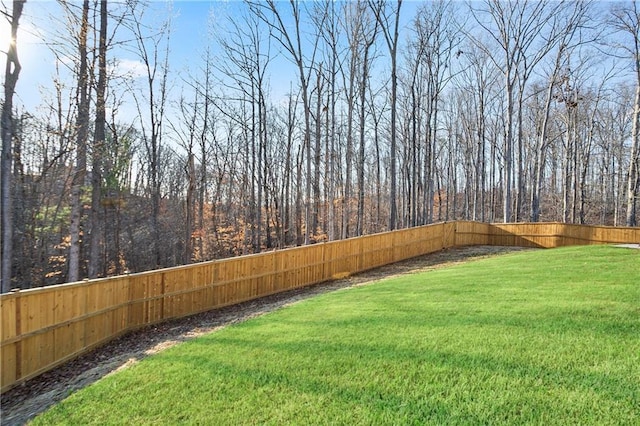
(2, 221), (638, 392)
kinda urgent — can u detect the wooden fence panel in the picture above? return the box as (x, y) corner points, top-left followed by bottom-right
(216, 257), (243, 307)
(283, 245), (315, 289)
(249, 253), (276, 299)
(490, 223), (548, 248)
(19, 289), (55, 382)
(274, 248), (301, 293)
(442, 222), (456, 248)
(455, 221), (490, 246)
(324, 240), (355, 279)
(52, 286), (83, 364)
(392, 224), (445, 262)
(127, 272), (163, 328)
(271, 250), (287, 294)
(392, 228), (413, 262)
(83, 278), (129, 350)
(1, 295), (18, 387)
(360, 233), (394, 272)
(488, 224), (517, 247)
(304, 244), (327, 286)
(2, 221), (639, 393)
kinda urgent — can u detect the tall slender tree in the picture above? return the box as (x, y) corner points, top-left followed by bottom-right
(370, 0), (402, 230)
(88, 0), (107, 278)
(1, 0), (25, 293)
(356, 5), (378, 236)
(250, 0), (324, 244)
(530, 1), (591, 222)
(470, 0), (569, 222)
(67, 0), (90, 282)
(128, 3), (172, 267)
(610, 1), (640, 227)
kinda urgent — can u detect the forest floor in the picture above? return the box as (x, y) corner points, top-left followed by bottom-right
(1, 245), (532, 425)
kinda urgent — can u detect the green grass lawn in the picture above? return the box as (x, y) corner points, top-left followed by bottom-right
(32, 246), (639, 425)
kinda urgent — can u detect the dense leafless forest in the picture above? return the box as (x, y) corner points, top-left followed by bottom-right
(1, 0), (639, 291)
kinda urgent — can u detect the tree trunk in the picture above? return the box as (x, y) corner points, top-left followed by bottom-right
(185, 153), (195, 263)
(626, 82), (640, 226)
(89, 0), (107, 278)
(371, 0), (402, 230)
(357, 51), (369, 236)
(327, 82), (336, 241)
(343, 56), (355, 240)
(531, 59), (559, 222)
(312, 64), (323, 240)
(1, 0), (25, 293)
(68, 0), (91, 282)
(389, 30), (399, 231)
(503, 76), (514, 223)
(198, 50), (211, 260)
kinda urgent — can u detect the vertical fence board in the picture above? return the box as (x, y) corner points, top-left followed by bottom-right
(1, 295), (17, 388)
(84, 282), (104, 348)
(164, 268), (185, 320)
(190, 263), (213, 313)
(111, 278), (129, 338)
(20, 335), (39, 380)
(440, 223), (453, 249)
(1, 295), (16, 340)
(152, 273), (163, 323)
(128, 274), (146, 328)
(361, 233), (390, 271)
(324, 241), (345, 279)
(274, 250), (288, 293)
(1, 341), (17, 389)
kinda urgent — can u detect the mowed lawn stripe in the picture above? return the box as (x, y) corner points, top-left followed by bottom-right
(32, 245), (639, 425)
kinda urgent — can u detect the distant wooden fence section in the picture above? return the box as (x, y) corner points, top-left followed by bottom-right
(2, 221), (638, 392)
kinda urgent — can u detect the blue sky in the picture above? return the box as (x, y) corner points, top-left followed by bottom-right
(2, 2), (196, 110)
(2, 1), (243, 112)
(2, 1), (629, 120)
(3, 1), (427, 115)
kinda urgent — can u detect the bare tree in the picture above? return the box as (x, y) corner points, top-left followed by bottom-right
(470, 0), (571, 222)
(530, 2), (592, 222)
(339, 1), (364, 239)
(196, 48), (214, 260)
(311, 62), (324, 240)
(370, 0), (402, 230)
(250, 0), (323, 245)
(412, 0), (459, 225)
(215, 7), (271, 251)
(67, 0), (91, 282)
(314, 0), (343, 241)
(356, 4), (378, 236)
(88, 0), (107, 278)
(454, 44), (501, 222)
(594, 86), (633, 225)
(1, 0), (25, 292)
(610, 1), (640, 226)
(169, 93), (199, 264)
(127, 2), (172, 267)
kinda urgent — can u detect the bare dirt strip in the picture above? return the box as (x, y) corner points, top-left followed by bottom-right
(1, 245), (531, 425)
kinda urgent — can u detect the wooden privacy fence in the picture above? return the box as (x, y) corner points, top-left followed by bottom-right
(2, 221), (639, 392)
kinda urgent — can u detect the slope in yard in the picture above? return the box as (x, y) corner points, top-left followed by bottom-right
(25, 246), (640, 424)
